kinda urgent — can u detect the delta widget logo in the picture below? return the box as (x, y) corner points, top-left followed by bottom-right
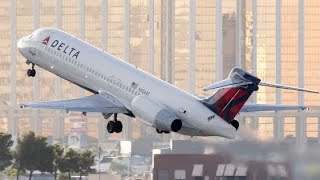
(42, 36), (50, 45)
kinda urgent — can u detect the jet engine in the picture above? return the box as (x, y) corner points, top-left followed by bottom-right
(131, 95), (182, 132)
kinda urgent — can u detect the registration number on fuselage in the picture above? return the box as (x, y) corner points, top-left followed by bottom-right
(138, 88), (150, 95)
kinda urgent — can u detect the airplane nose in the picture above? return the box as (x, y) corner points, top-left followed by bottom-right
(17, 38), (24, 50)
(17, 37), (28, 57)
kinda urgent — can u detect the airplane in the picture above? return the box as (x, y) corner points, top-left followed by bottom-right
(17, 28), (318, 139)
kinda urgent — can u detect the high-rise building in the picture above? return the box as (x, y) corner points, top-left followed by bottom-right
(0, 0), (319, 144)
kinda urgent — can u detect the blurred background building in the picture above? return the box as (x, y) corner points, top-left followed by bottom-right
(0, 0), (319, 144)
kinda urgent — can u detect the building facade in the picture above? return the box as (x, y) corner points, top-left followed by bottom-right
(153, 154), (290, 180)
(0, 0), (319, 144)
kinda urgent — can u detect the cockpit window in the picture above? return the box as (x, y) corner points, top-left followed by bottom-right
(27, 28), (55, 43)
(31, 29), (44, 42)
(28, 33), (34, 40)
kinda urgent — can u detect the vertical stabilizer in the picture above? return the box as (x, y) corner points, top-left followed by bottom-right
(201, 68), (260, 123)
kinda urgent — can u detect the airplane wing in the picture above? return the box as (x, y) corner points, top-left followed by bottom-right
(240, 104), (308, 112)
(20, 93), (128, 114)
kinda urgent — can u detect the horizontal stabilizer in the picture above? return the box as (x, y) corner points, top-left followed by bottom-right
(203, 79), (252, 91)
(259, 82), (319, 94)
(241, 104), (308, 112)
(203, 68), (261, 92)
(203, 68), (319, 94)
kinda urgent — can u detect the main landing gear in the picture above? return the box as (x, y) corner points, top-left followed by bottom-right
(26, 61), (36, 77)
(156, 129), (170, 134)
(106, 113), (123, 133)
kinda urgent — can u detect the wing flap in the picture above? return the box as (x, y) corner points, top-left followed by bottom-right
(20, 93), (128, 114)
(241, 104), (308, 112)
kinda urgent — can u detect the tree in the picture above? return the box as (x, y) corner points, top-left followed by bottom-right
(57, 173), (69, 180)
(57, 148), (80, 180)
(13, 131), (54, 180)
(3, 165), (18, 179)
(78, 150), (95, 180)
(0, 132), (13, 171)
(52, 144), (64, 180)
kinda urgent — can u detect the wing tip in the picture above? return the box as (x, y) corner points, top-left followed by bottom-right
(302, 106), (310, 111)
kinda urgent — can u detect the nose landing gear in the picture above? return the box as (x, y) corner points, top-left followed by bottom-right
(27, 62), (36, 77)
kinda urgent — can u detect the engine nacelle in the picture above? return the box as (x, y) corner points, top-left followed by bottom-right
(131, 95), (182, 132)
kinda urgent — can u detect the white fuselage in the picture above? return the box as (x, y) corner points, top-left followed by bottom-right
(17, 28), (236, 138)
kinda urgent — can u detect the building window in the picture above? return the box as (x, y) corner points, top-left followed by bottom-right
(243, 117), (252, 127)
(157, 170), (169, 180)
(258, 117), (274, 139)
(174, 169), (186, 180)
(284, 117), (296, 138)
(306, 117), (318, 138)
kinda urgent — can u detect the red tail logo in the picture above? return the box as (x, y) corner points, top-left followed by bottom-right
(42, 36), (50, 45)
(200, 68), (260, 123)
(213, 88), (251, 123)
(201, 87), (253, 123)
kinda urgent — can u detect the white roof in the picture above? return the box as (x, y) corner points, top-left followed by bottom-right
(216, 164), (226, 176)
(224, 164), (236, 176)
(235, 165), (248, 176)
(192, 164), (204, 177)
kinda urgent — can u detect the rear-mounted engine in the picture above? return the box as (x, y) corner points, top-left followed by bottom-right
(131, 95), (182, 132)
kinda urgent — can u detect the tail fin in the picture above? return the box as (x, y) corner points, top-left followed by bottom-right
(201, 68), (318, 123)
(201, 68), (260, 123)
